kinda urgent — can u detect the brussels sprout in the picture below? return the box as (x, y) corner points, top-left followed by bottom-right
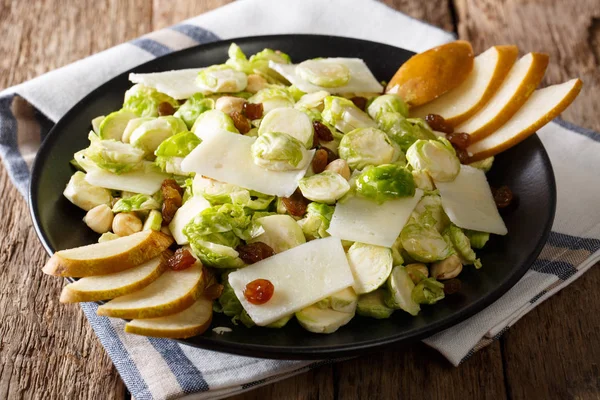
(193, 176), (274, 210)
(464, 230), (490, 249)
(197, 65), (248, 93)
(297, 202), (335, 240)
(377, 113), (436, 151)
(174, 93), (215, 128)
(98, 232), (120, 243)
(297, 59), (351, 88)
(347, 242), (393, 294)
(250, 48), (291, 65)
(355, 164), (415, 203)
(356, 289), (395, 319)
(154, 131), (201, 174)
(248, 214), (306, 253)
(191, 109), (239, 139)
(266, 314), (294, 329)
(98, 110), (138, 141)
(295, 90), (330, 111)
(412, 169), (435, 191)
(85, 138), (145, 174)
(122, 117), (154, 143)
(248, 88), (295, 114)
(298, 171), (350, 204)
(322, 96), (376, 134)
(400, 223), (455, 263)
(123, 84), (179, 117)
(468, 156), (494, 172)
(385, 265), (420, 316)
(296, 304), (354, 334)
(410, 195), (450, 233)
(258, 108), (314, 148)
(63, 171), (112, 211)
(219, 273), (246, 320)
(184, 203), (259, 244)
(251, 131), (309, 171)
(444, 224), (480, 267)
(405, 263), (429, 284)
(406, 138), (460, 182)
(412, 277), (445, 305)
(329, 287), (358, 313)
(287, 85), (306, 102)
(226, 45), (291, 83)
(367, 94), (409, 120)
(130, 116), (187, 155)
(91, 115), (105, 135)
(191, 239), (245, 268)
(112, 193), (160, 213)
(143, 209), (163, 231)
(390, 236), (404, 266)
(338, 127), (397, 170)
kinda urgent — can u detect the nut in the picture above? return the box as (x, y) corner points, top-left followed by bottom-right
(83, 204), (114, 234)
(246, 74), (267, 93)
(215, 96), (246, 114)
(430, 254), (463, 280)
(160, 225), (173, 237)
(405, 263), (429, 284)
(324, 159), (351, 180)
(112, 212), (143, 236)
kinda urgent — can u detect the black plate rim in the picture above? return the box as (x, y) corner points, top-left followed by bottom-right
(28, 34), (557, 359)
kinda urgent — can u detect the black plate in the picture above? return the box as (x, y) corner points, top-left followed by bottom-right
(29, 35), (556, 359)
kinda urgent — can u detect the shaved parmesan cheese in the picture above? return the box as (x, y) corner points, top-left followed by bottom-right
(180, 129), (314, 197)
(85, 163), (170, 195)
(435, 165), (507, 235)
(327, 190), (424, 248)
(129, 69), (204, 99)
(270, 58), (383, 94)
(228, 237), (354, 326)
(168, 196), (211, 245)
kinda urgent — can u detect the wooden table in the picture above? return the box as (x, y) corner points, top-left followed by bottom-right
(1, 0), (599, 398)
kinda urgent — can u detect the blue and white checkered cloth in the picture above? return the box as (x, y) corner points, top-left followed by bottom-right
(1, 0), (598, 398)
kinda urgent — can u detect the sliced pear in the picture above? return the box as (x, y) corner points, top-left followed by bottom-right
(124, 296), (213, 339)
(386, 41), (474, 106)
(42, 230), (173, 277)
(411, 45), (519, 125)
(97, 263), (206, 319)
(59, 254), (169, 303)
(468, 79), (582, 161)
(455, 52), (549, 141)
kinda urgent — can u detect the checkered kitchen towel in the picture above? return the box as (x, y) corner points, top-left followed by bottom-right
(1, 0), (599, 398)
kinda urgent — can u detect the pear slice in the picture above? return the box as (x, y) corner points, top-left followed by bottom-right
(468, 79), (582, 161)
(59, 254), (169, 303)
(386, 41), (474, 106)
(455, 52), (549, 140)
(96, 263), (206, 319)
(42, 230), (173, 277)
(411, 45), (519, 125)
(124, 296), (213, 339)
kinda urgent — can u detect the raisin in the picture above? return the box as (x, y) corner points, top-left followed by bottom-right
(312, 132), (320, 149)
(230, 111), (251, 134)
(161, 179), (183, 225)
(350, 96), (368, 111)
(313, 121), (333, 142)
(167, 248), (196, 270)
(312, 149), (329, 174)
(244, 278), (275, 305)
(237, 242), (275, 264)
(454, 147), (471, 164)
(243, 102), (264, 120)
(281, 189), (309, 217)
(318, 146), (338, 164)
(425, 114), (454, 134)
(158, 102), (176, 116)
(443, 278), (462, 295)
(447, 132), (471, 150)
(492, 185), (513, 208)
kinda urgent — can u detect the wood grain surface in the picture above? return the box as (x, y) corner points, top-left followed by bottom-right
(0, 0), (598, 399)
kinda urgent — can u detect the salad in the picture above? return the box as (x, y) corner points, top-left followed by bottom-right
(43, 41), (581, 338)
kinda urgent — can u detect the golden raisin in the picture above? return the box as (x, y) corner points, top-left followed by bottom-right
(425, 114), (454, 134)
(244, 279), (275, 305)
(319, 146), (339, 164)
(161, 179), (183, 225)
(350, 96), (368, 111)
(230, 111), (251, 134)
(237, 242), (275, 264)
(167, 248), (196, 270)
(158, 102), (176, 116)
(281, 189), (309, 217)
(312, 149), (329, 174)
(313, 121), (333, 142)
(243, 102), (264, 120)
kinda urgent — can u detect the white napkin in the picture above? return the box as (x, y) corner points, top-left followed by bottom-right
(1, 0), (598, 398)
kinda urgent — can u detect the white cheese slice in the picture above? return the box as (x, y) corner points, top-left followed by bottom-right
(84, 163), (170, 195)
(435, 165), (508, 235)
(168, 195), (211, 245)
(228, 237), (355, 326)
(180, 129), (314, 197)
(327, 190), (424, 248)
(269, 58), (383, 94)
(129, 69), (204, 99)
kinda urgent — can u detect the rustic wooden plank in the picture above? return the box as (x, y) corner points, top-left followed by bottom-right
(0, 0), (153, 399)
